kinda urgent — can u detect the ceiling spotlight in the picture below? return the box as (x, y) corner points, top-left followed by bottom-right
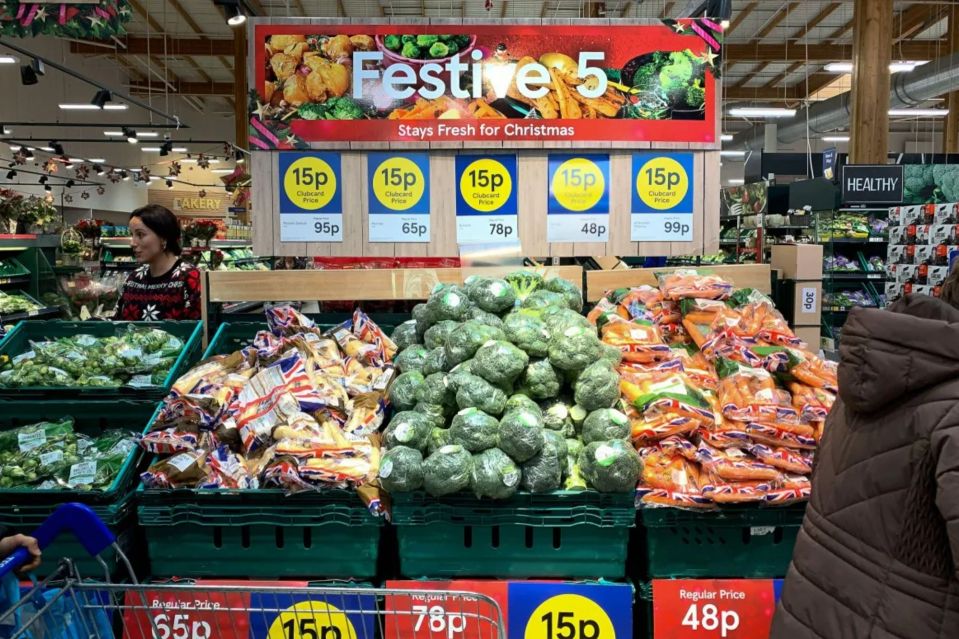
(165, 179), (174, 189)
(91, 89), (112, 109)
(225, 3), (246, 26)
(5, 170), (15, 180)
(121, 171), (130, 181)
(123, 127), (138, 144)
(38, 176), (47, 185)
(51, 141), (64, 155)
(44, 185), (51, 193)
(19, 58), (42, 86)
(66, 179), (75, 188)
(23, 148), (33, 159)
(234, 149), (246, 164)
(160, 140), (174, 156)
(93, 164), (105, 176)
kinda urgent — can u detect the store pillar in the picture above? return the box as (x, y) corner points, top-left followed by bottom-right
(850, 0), (892, 164)
(945, 6), (959, 154)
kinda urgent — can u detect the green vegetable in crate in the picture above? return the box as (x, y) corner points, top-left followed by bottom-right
(428, 427), (452, 454)
(521, 290), (568, 312)
(379, 446), (424, 492)
(548, 325), (603, 372)
(449, 407), (499, 452)
(503, 312), (551, 358)
(565, 438), (583, 477)
(464, 276), (516, 313)
(521, 440), (563, 493)
(422, 444), (473, 497)
(389, 371), (425, 411)
(426, 285), (473, 322)
(470, 447), (521, 499)
(445, 320), (505, 366)
(384, 411), (433, 452)
(497, 408), (545, 463)
(416, 403), (449, 430)
(543, 308), (592, 337)
(517, 359), (561, 400)
(0, 292), (40, 314)
(473, 340), (529, 386)
(574, 361), (620, 411)
(544, 277), (584, 313)
(505, 270), (544, 302)
(421, 347), (451, 375)
(541, 398), (576, 436)
(425, 320), (460, 350)
(505, 393), (542, 417)
(416, 372), (457, 409)
(455, 373), (508, 416)
(412, 303), (433, 339)
(446, 359), (476, 392)
(579, 439), (642, 492)
(582, 408), (630, 443)
(394, 345), (430, 374)
(391, 320), (421, 351)
(468, 308), (505, 330)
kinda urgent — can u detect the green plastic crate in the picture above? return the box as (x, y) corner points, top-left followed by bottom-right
(204, 316), (403, 358)
(641, 505), (806, 578)
(393, 491), (634, 579)
(0, 320), (203, 399)
(0, 498), (137, 579)
(0, 400), (159, 505)
(138, 488), (382, 579)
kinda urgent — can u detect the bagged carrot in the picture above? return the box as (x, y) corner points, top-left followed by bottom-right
(700, 470), (779, 504)
(658, 270), (734, 301)
(764, 474), (812, 505)
(697, 425), (752, 449)
(788, 382), (836, 423)
(716, 359), (799, 425)
(691, 441), (783, 482)
(737, 421), (817, 450)
(636, 446), (714, 509)
(600, 317), (673, 364)
(746, 443), (814, 475)
(587, 297), (621, 325)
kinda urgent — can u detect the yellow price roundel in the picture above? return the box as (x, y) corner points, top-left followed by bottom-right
(636, 156), (689, 211)
(551, 157), (605, 212)
(524, 594), (616, 639)
(459, 158), (513, 213)
(284, 156), (337, 211)
(267, 601), (358, 639)
(373, 156), (425, 211)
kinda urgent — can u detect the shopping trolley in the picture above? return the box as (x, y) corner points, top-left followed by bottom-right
(0, 503), (506, 639)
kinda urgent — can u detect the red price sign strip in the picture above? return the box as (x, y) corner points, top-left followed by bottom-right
(652, 579), (782, 639)
(384, 580), (508, 639)
(122, 589), (251, 639)
(507, 582), (632, 639)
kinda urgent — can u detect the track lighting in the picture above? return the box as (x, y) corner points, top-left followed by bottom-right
(91, 89), (112, 109)
(65, 179), (75, 188)
(5, 170), (14, 179)
(123, 127), (137, 144)
(93, 164), (105, 176)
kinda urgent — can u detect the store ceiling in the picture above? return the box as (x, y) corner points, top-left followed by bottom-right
(63, 1), (958, 131)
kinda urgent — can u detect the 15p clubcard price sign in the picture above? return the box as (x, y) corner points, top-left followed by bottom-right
(455, 155), (518, 245)
(367, 152), (431, 243)
(548, 154), (610, 243)
(631, 152), (695, 242)
(279, 152), (343, 242)
(653, 579), (784, 639)
(509, 582), (632, 639)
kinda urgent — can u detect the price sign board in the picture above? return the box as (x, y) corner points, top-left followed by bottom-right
(383, 580), (509, 639)
(652, 579), (783, 639)
(508, 582), (632, 639)
(248, 590), (377, 639)
(547, 154), (610, 243)
(631, 152), (695, 242)
(455, 155), (518, 245)
(122, 589), (251, 639)
(279, 152), (343, 242)
(367, 152), (431, 243)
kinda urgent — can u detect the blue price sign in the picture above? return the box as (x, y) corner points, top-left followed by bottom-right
(455, 154), (518, 244)
(248, 591), (377, 639)
(279, 152), (343, 242)
(368, 152), (431, 243)
(548, 154), (610, 243)
(631, 152), (695, 242)
(508, 582), (632, 639)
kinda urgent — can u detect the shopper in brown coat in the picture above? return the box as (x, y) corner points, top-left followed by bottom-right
(771, 282), (959, 638)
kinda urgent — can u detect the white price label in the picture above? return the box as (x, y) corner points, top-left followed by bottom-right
(18, 430), (46, 452)
(40, 450), (63, 467)
(631, 213), (693, 242)
(281, 214), (344, 242)
(456, 214), (518, 245)
(548, 214), (609, 243)
(801, 287), (819, 314)
(369, 214), (430, 243)
(68, 461), (97, 485)
(413, 604), (467, 639)
(682, 604), (742, 638)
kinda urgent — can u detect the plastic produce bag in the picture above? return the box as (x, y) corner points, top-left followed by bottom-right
(579, 439), (642, 492)
(422, 444), (472, 496)
(470, 448), (521, 499)
(449, 408), (499, 452)
(379, 445), (424, 492)
(658, 270), (734, 301)
(599, 318), (672, 364)
(636, 445), (713, 509)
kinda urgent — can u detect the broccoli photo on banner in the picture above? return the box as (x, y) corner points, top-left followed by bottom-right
(902, 165), (959, 204)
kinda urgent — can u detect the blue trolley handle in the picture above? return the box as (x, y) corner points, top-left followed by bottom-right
(0, 503), (116, 579)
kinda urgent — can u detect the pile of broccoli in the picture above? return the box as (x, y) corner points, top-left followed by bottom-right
(378, 271), (641, 499)
(903, 164), (959, 204)
(626, 49), (707, 119)
(383, 34), (472, 60)
(297, 97), (365, 121)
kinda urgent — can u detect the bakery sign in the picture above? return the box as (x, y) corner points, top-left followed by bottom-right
(173, 196), (225, 213)
(251, 21), (722, 146)
(150, 189), (230, 216)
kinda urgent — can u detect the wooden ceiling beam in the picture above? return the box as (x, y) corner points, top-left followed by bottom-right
(127, 80), (234, 96)
(726, 1), (757, 35)
(70, 37), (233, 56)
(733, 2), (801, 89)
(757, 2), (843, 90)
(725, 39), (946, 63)
(894, 3), (945, 43)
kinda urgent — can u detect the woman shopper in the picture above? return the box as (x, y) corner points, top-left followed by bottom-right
(114, 205), (201, 321)
(771, 273), (959, 638)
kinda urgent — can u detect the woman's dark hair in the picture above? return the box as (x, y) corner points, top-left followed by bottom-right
(941, 263), (959, 310)
(130, 205), (182, 255)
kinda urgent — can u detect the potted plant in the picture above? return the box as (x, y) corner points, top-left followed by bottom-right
(19, 195), (58, 233)
(184, 220), (219, 247)
(0, 189), (25, 234)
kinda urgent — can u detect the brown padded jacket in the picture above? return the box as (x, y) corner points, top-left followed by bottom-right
(771, 295), (959, 638)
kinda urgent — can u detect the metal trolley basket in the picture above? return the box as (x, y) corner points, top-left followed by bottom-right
(0, 504), (506, 639)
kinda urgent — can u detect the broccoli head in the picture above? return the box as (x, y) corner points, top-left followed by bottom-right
(379, 446), (423, 492)
(416, 372), (456, 409)
(574, 360), (620, 411)
(395, 345), (430, 374)
(581, 408), (630, 443)
(468, 307), (506, 331)
(544, 277), (584, 312)
(428, 427), (452, 454)
(903, 164), (936, 203)
(422, 445), (472, 497)
(416, 34), (439, 48)
(548, 325), (603, 372)
(659, 50), (701, 104)
(412, 303), (433, 340)
(401, 35), (416, 44)
(470, 448), (521, 499)
(579, 439), (642, 492)
(416, 403), (449, 430)
(445, 320), (506, 366)
(389, 371), (425, 411)
(521, 290), (568, 311)
(401, 42), (421, 59)
(422, 347), (451, 375)
(429, 42), (450, 58)
(520, 446), (563, 493)
(425, 320), (460, 350)
(384, 34), (402, 51)
(391, 320), (420, 351)
(450, 407), (499, 452)
(497, 408), (545, 462)
(505, 393), (543, 417)
(473, 340), (529, 386)
(600, 343), (623, 366)
(505, 270), (545, 302)
(504, 311), (551, 357)
(540, 398), (576, 437)
(296, 103), (327, 120)
(446, 359), (476, 392)
(464, 276), (516, 314)
(518, 359), (562, 400)
(543, 308), (592, 337)
(384, 411), (433, 452)
(933, 165), (959, 203)
(455, 373), (508, 416)
(686, 79), (705, 109)
(427, 286), (472, 322)
(325, 96), (364, 120)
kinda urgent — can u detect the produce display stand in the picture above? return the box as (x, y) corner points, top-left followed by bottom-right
(585, 264), (773, 301)
(0, 235), (61, 326)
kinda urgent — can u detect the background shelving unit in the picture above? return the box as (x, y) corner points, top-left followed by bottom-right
(0, 235), (64, 327)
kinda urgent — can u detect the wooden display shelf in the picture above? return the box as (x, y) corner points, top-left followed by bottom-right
(585, 264), (772, 301)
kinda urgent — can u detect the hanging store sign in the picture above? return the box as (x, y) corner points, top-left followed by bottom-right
(278, 151), (343, 242)
(840, 164), (904, 204)
(367, 152), (431, 242)
(631, 151), (695, 242)
(251, 22), (720, 147)
(547, 154), (610, 242)
(822, 147), (837, 182)
(455, 154), (518, 244)
(652, 579), (783, 639)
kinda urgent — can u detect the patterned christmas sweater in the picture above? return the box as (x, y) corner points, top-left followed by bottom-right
(115, 259), (202, 321)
